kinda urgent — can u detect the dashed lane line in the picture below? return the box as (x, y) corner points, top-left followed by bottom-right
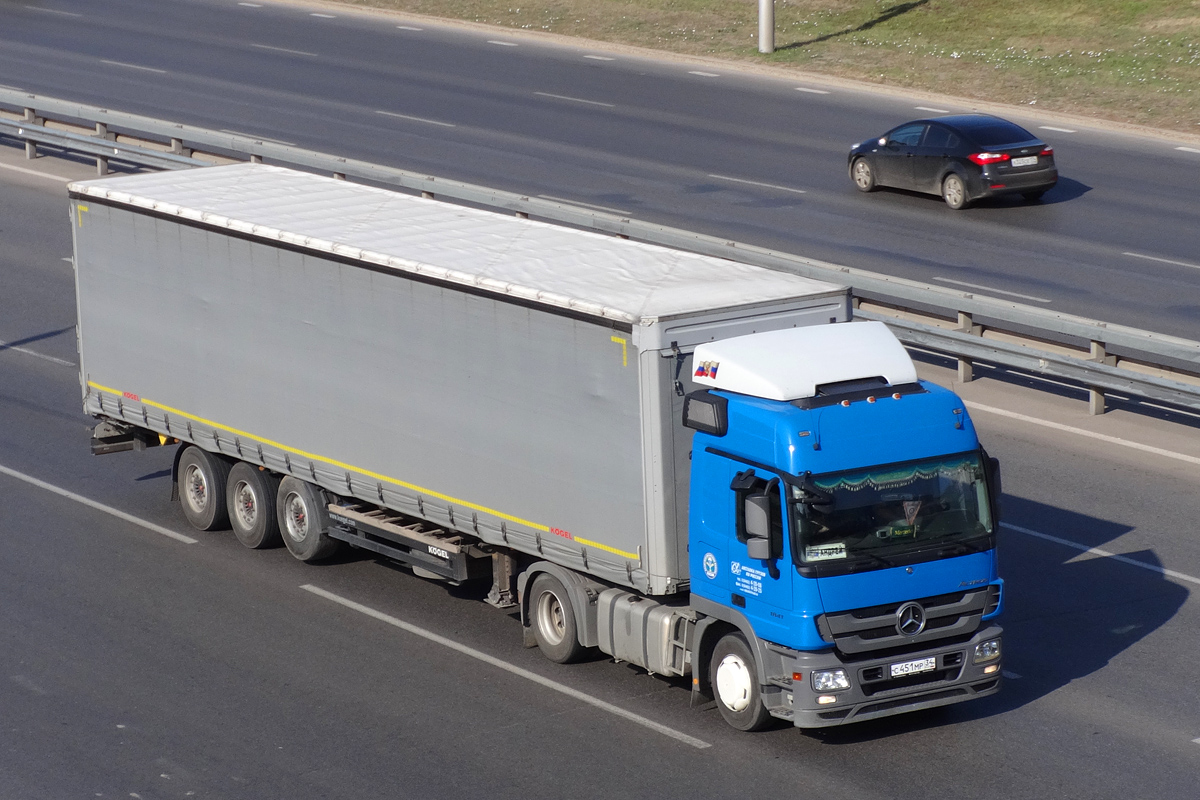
(533, 92), (614, 108)
(708, 174), (806, 194)
(932, 277), (1051, 303)
(301, 584), (712, 749)
(1040, 126), (1076, 133)
(1002, 522), (1200, 588)
(101, 60), (167, 74)
(796, 87), (830, 94)
(375, 110), (456, 128)
(0, 463), (198, 545)
(1123, 251), (1200, 271)
(251, 44), (318, 57)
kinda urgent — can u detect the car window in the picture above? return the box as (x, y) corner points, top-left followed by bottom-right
(922, 126), (959, 150)
(963, 120), (1037, 147)
(888, 124), (926, 147)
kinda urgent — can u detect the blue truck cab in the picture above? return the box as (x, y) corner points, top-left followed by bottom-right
(683, 322), (1003, 730)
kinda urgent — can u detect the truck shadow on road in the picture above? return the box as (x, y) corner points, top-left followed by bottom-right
(802, 494), (1188, 743)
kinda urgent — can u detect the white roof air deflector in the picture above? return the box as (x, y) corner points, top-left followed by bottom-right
(691, 321), (917, 401)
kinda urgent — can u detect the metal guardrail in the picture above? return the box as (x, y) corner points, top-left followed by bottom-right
(4, 88), (1199, 416)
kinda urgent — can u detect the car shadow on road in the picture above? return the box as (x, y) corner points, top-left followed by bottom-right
(803, 494), (1188, 743)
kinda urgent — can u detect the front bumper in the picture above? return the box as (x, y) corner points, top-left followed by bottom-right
(780, 625), (1003, 728)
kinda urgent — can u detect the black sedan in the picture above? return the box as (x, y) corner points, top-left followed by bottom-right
(848, 114), (1057, 209)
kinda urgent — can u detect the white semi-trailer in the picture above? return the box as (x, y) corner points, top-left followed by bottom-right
(71, 164), (1003, 731)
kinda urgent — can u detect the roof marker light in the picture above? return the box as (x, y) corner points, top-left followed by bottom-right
(892, 392), (902, 400)
(867, 396), (876, 403)
(840, 400), (850, 407)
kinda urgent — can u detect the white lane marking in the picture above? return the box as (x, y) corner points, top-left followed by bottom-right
(251, 43), (318, 57)
(488, 40), (518, 47)
(100, 60), (167, 74)
(0, 463), (198, 545)
(237, 2), (262, 7)
(375, 110), (456, 128)
(396, 25), (423, 31)
(538, 195), (631, 215)
(932, 277), (1051, 303)
(310, 13), (336, 18)
(12, 675), (47, 695)
(533, 92), (614, 108)
(1123, 251), (1200, 271)
(1001, 670), (1022, 679)
(218, 129), (296, 145)
(689, 71), (720, 77)
(585, 55), (615, 61)
(0, 83), (25, 91)
(915, 106), (949, 113)
(0, 337), (76, 367)
(1002, 522), (1200, 587)
(1193, 737), (1200, 744)
(301, 585), (712, 749)
(23, 5), (82, 15)
(796, 87), (830, 94)
(0, 161), (76, 182)
(708, 174), (806, 195)
(966, 402), (1200, 466)
(1176, 146), (1200, 154)
(1039, 126), (1076, 133)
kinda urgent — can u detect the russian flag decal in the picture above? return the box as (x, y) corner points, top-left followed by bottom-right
(694, 360), (719, 379)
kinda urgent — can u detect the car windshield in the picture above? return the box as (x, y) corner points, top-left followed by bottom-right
(791, 452), (994, 574)
(962, 119), (1038, 147)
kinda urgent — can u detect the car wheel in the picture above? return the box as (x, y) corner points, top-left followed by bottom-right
(942, 173), (969, 210)
(851, 158), (876, 192)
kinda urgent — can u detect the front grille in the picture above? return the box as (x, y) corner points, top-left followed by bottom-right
(817, 588), (988, 656)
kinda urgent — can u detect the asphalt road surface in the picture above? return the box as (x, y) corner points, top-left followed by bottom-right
(2, 148), (1199, 797)
(2, 0), (1200, 339)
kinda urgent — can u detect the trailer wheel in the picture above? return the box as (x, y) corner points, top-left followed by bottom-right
(710, 633), (773, 732)
(177, 446), (232, 531)
(276, 477), (339, 562)
(529, 574), (585, 664)
(226, 462), (282, 549)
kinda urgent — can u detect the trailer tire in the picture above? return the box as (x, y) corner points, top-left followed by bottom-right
(277, 477), (339, 562)
(710, 633), (773, 732)
(226, 462), (282, 549)
(529, 573), (586, 664)
(177, 446), (232, 531)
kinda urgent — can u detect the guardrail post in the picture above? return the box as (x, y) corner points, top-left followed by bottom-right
(170, 137), (192, 158)
(1088, 340), (1115, 415)
(23, 108), (40, 159)
(957, 311), (982, 382)
(94, 122), (110, 175)
(333, 172), (346, 181)
(250, 154), (263, 164)
(421, 191), (434, 199)
(515, 211), (528, 219)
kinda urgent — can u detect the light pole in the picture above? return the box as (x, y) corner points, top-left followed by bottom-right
(758, 0), (775, 54)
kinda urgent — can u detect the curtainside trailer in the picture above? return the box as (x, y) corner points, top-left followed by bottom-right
(71, 163), (1003, 730)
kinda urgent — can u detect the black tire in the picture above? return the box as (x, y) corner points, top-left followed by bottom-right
(276, 477), (340, 562)
(226, 462), (282, 549)
(850, 158), (876, 192)
(710, 633), (773, 732)
(177, 446), (233, 531)
(1022, 190), (1046, 202)
(942, 173), (969, 210)
(529, 573), (586, 664)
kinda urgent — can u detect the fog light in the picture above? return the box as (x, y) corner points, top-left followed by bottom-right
(817, 695), (838, 705)
(984, 664), (1000, 674)
(974, 639), (1001, 664)
(812, 669), (851, 691)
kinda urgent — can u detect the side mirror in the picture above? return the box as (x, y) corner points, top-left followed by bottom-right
(747, 535), (772, 561)
(745, 494), (771, 541)
(985, 455), (1002, 524)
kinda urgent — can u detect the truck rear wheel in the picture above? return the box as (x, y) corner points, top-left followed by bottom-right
(529, 573), (585, 664)
(710, 633), (773, 732)
(276, 477), (339, 562)
(226, 462), (282, 549)
(178, 446), (232, 531)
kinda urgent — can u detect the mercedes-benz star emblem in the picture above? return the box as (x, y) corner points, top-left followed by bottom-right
(896, 602), (926, 637)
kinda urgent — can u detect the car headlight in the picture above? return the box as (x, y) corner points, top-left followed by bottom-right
(811, 669), (851, 691)
(973, 639), (1001, 664)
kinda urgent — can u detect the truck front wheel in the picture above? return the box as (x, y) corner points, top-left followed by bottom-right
(529, 574), (586, 664)
(276, 477), (339, 562)
(710, 633), (773, 732)
(226, 462), (282, 549)
(177, 446), (232, 531)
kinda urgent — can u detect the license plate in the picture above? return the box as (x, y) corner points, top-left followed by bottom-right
(1011, 155), (1038, 167)
(890, 656), (937, 677)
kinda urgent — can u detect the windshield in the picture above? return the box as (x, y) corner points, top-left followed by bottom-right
(791, 452), (994, 575)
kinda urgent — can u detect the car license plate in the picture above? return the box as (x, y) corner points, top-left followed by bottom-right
(1011, 155), (1038, 167)
(890, 657), (937, 677)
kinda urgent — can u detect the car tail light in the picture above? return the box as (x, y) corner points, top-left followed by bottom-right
(968, 152), (1010, 165)
(1040, 146), (1054, 156)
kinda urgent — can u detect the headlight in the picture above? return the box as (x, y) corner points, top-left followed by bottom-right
(811, 669), (851, 691)
(974, 639), (1001, 664)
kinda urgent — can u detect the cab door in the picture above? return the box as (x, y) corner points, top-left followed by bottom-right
(726, 466), (795, 645)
